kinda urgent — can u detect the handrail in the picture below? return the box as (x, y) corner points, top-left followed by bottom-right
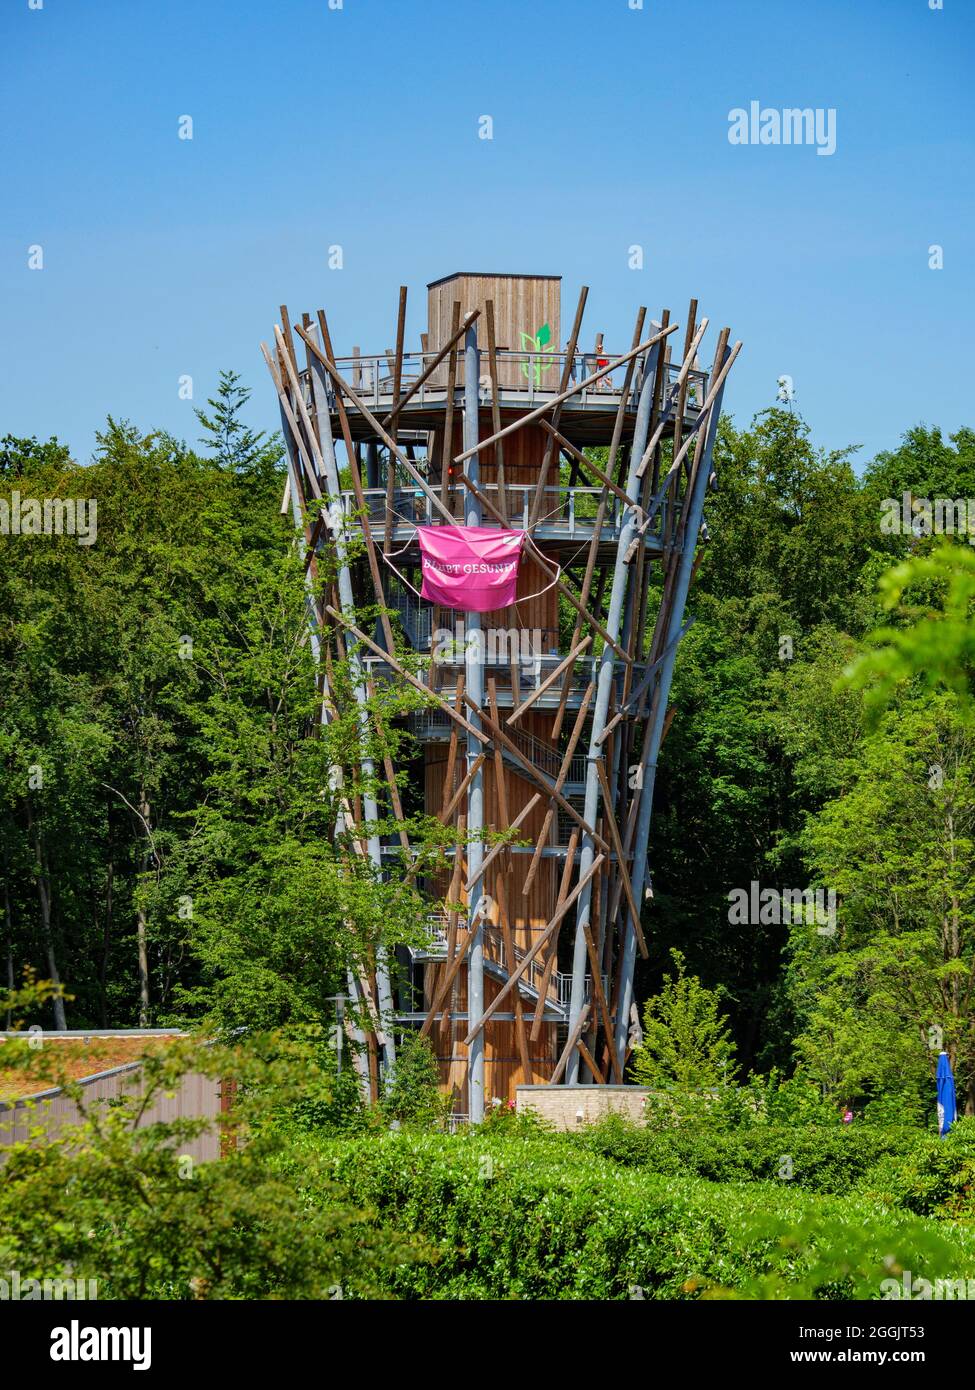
(340, 484), (670, 537)
(309, 349), (707, 415)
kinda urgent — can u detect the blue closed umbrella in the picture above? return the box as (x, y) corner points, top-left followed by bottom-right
(937, 1051), (957, 1138)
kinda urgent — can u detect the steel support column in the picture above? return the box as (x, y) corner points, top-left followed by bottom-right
(612, 348), (731, 1064)
(564, 344), (662, 1083)
(462, 325), (485, 1122)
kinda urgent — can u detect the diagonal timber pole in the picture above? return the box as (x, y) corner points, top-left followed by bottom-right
(529, 285), (588, 527)
(452, 325), (678, 465)
(264, 337), (375, 1091)
(301, 323), (398, 1081)
(563, 335), (665, 1084)
(552, 307), (647, 742)
(611, 336), (734, 1064)
(294, 323), (456, 525)
(380, 309), (478, 430)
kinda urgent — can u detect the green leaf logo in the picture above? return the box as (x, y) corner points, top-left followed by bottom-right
(519, 324), (556, 386)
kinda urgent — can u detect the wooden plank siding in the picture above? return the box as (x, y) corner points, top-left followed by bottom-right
(427, 273), (561, 391)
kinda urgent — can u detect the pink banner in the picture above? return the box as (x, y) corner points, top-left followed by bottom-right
(417, 525), (525, 612)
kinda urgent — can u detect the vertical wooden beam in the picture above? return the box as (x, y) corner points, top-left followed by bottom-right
(484, 299), (507, 524)
(383, 287), (409, 555)
(529, 286), (588, 526)
(440, 300), (462, 509)
(439, 673), (467, 818)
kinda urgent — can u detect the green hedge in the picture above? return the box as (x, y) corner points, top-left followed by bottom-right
(572, 1114), (975, 1215)
(310, 1132), (975, 1300)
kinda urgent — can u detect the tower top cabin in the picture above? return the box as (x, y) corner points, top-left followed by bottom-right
(426, 271), (561, 357)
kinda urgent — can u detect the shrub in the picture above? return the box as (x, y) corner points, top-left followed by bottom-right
(288, 1035), (370, 1136)
(631, 950), (738, 1091)
(575, 1112), (975, 1210)
(854, 1117), (975, 1219)
(380, 1031), (452, 1130)
(313, 1131), (975, 1300)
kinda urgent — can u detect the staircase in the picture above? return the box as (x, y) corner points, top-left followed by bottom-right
(385, 578), (432, 651)
(407, 917), (603, 1020)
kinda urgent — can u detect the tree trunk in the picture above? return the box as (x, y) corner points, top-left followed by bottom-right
(135, 790), (152, 1027)
(27, 807), (67, 1031)
(101, 806), (114, 1028)
(2, 854), (14, 1030)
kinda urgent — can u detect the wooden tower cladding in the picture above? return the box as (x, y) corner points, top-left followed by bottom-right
(264, 271), (739, 1121)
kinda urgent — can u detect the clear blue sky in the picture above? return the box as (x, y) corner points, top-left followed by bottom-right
(2, 0), (972, 470)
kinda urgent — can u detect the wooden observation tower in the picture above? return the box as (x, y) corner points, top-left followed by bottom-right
(262, 273), (740, 1121)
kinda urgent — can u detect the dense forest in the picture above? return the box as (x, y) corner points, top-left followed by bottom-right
(2, 378), (973, 1124)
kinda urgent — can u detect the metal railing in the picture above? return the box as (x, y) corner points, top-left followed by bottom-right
(317, 349), (707, 417)
(482, 925), (601, 1011)
(385, 577), (433, 649)
(506, 725), (586, 783)
(556, 799), (586, 845)
(340, 484), (644, 538)
(367, 650), (645, 707)
(401, 705), (586, 783)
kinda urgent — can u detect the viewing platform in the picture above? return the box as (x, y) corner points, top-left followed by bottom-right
(360, 654), (646, 739)
(314, 349), (708, 447)
(336, 484), (677, 559)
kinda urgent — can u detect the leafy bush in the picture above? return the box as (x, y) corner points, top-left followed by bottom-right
(0, 1009), (423, 1299)
(631, 950), (738, 1090)
(480, 1099), (550, 1137)
(380, 1031), (452, 1130)
(745, 1069), (848, 1126)
(854, 1117), (975, 1218)
(575, 1112), (975, 1217)
(313, 1131), (975, 1300)
(288, 1033), (370, 1136)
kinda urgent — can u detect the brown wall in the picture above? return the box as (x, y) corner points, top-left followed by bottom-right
(419, 304), (571, 1108)
(427, 273), (561, 390)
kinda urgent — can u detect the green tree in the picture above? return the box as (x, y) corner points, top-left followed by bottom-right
(0, 983), (423, 1298)
(381, 1030), (450, 1128)
(195, 369), (281, 482)
(790, 694), (975, 1117)
(845, 543), (975, 724)
(631, 950), (738, 1090)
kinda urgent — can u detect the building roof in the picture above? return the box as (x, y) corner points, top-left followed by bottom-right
(426, 271), (562, 289)
(0, 1031), (184, 1100)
